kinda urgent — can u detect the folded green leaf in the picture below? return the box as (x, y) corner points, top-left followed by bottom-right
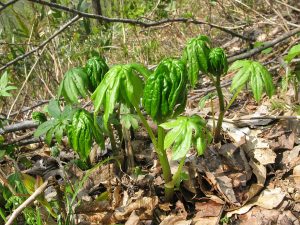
(68, 109), (104, 160)
(85, 56), (109, 92)
(208, 47), (228, 77)
(58, 68), (89, 104)
(182, 35), (210, 87)
(143, 58), (187, 122)
(0, 72), (17, 97)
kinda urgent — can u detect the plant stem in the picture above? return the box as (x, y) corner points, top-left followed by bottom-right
(135, 106), (173, 201)
(135, 106), (157, 149)
(214, 75), (225, 142)
(157, 125), (173, 201)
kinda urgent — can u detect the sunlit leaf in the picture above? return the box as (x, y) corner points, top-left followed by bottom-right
(160, 115), (211, 160)
(229, 60), (275, 102)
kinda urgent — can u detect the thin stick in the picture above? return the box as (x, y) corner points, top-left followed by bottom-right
(5, 180), (48, 225)
(27, 0), (251, 41)
(0, 15), (80, 72)
(0, 0), (19, 12)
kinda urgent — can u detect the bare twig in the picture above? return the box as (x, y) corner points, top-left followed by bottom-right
(5, 180), (49, 225)
(9, 100), (50, 117)
(27, 0), (251, 41)
(228, 27), (300, 63)
(0, 0), (19, 12)
(0, 15), (80, 72)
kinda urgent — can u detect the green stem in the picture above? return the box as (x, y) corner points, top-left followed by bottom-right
(135, 106), (157, 149)
(214, 75), (225, 142)
(157, 125), (173, 201)
(135, 106), (173, 201)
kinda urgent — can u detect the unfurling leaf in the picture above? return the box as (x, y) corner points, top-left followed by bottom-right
(160, 115), (212, 160)
(182, 35), (210, 87)
(208, 47), (228, 77)
(68, 109), (104, 160)
(229, 60), (275, 102)
(58, 68), (89, 104)
(143, 58), (187, 123)
(85, 56), (109, 92)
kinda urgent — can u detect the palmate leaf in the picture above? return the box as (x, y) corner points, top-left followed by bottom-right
(182, 35), (210, 87)
(229, 60), (275, 102)
(92, 64), (149, 130)
(58, 67), (89, 104)
(160, 115), (211, 160)
(34, 100), (75, 145)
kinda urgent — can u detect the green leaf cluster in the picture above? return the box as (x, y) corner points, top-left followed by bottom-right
(143, 58), (187, 122)
(32, 112), (47, 124)
(58, 68), (89, 104)
(85, 56), (109, 92)
(160, 115), (212, 160)
(34, 100), (75, 145)
(208, 47), (228, 77)
(0, 72), (17, 97)
(68, 109), (104, 160)
(92, 63), (149, 129)
(229, 60), (275, 102)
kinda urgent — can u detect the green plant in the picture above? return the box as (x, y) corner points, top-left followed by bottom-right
(91, 63), (150, 154)
(182, 35), (275, 141)
(85, 56), (109, 92)
(0, 72), (17, 97)
(58, 68), (89, 104)
(68, 109), (104, 162)
(141, 58), (210, 201)
(34, 99), (75, 145)
(160, 115), (211, 192)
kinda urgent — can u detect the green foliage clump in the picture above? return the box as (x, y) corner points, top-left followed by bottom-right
(58, 68), (89, 104)
(85, 56), (109, 92)
(68, 109), (104, 160)
(143, 58), (187, 122)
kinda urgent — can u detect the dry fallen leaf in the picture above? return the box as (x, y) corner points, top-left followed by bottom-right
(114, 196), (158, 221)
(125, 211), (140, 225)
(227, 188), (286, 217)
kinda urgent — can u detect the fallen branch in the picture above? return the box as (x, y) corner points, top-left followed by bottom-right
(228, 27), (300, 63)
(0, 15), (80, 72)
(27, 0), (251, 41)
(5, 180), (49, 225)
(0, 120), (38, 135)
